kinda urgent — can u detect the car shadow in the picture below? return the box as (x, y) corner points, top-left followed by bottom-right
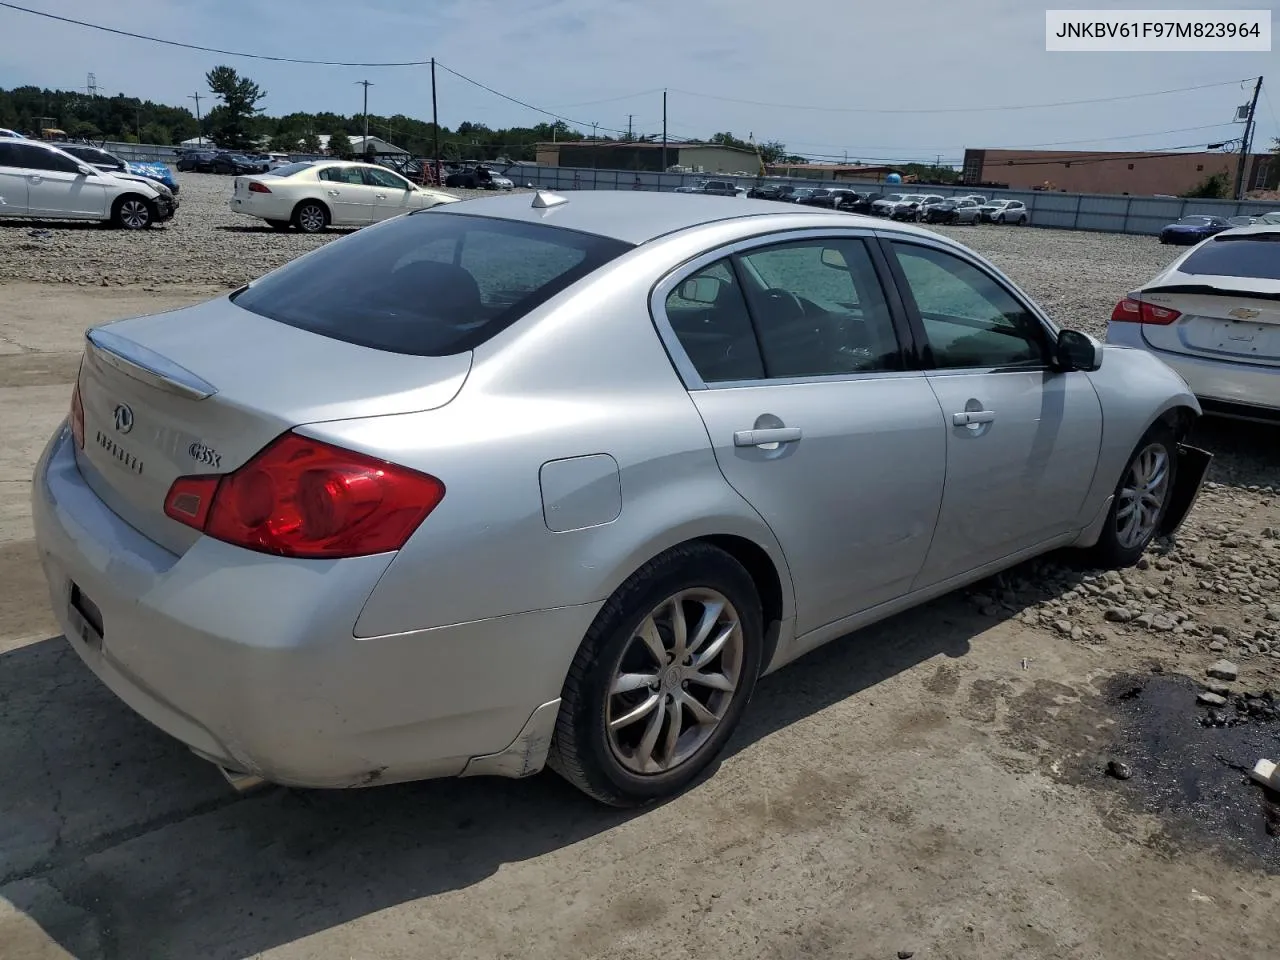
(0, 586), (982, 959)
(0, 220), (108, 232)
(214, 225), (358, 235)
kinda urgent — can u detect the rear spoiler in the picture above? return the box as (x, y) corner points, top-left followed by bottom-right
(1143, 284), (1280, 303)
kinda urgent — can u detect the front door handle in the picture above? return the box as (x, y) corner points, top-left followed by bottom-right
(952, 410), (995, 426)
(734, 426), (802, 447)
(375, 193), (387, 199)
(327, 189), (340, 196)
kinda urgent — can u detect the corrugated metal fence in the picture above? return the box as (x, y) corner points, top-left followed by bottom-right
(500, 162), (1279, 237)
(95, 143), (1278, 237)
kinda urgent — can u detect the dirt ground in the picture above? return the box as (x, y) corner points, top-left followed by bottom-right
(1, 282), (1278, 960)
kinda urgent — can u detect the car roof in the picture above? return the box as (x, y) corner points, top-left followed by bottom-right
(425, 189), (971, 247)
(1210, 224), (1280, 237)
(431, 190), (857, 244)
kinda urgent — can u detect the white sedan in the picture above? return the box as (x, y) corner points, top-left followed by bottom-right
(1106, 224), (1280, 423)
(228, 160), (457, 232)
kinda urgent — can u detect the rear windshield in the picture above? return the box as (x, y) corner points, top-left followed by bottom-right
(266, 161), (315, 177)
(230, 211), (634, 355)
(1179, 234), (1280, 281)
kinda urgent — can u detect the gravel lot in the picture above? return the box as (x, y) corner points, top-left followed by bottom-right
(2, 175), (1279, 959)
(0, 172), (1172, 343)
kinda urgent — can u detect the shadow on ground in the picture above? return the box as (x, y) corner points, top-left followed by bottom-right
(1190, 416), (1280, 491)
(0, 592), (973, 960)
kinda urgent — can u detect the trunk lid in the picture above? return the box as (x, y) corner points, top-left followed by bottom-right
(1138, 278), (1280, 367)
(74, 297), (471, 554)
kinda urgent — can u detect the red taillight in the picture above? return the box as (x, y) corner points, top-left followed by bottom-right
(248, 181), (271, 193)
(70, 380), (85, 449)
(1110, 296), (1181, 326)
(163, 432), (445, 559)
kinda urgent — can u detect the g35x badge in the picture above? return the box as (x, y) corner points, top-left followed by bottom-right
(188, 441), (222, 469)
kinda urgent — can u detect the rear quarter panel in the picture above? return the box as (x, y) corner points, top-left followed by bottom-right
(302, 230), (797, 640)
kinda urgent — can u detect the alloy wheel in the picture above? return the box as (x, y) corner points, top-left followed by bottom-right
(298, 205), (326, 232)
(119, 199), (150, 229)
(606, 589), (745, 776)
(1115, 443), (1170, 549)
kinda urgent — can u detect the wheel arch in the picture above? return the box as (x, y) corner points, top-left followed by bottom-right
(292, 196), (331, 222)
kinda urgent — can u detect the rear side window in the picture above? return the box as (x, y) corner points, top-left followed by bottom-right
(1180, 235), (1280, 281)
(230, 212), (633, 356)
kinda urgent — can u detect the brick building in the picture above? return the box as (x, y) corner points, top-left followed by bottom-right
(962, 148), (1273, 196)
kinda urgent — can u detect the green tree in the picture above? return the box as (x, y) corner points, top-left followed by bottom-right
(301, 130), (322, 153)
(140, 122), (171, 145)
(270, 130), (300, 151)
(205, 65), (266, 150)
(1181, 172), (1229, 199)
(328, 131), (353, 158)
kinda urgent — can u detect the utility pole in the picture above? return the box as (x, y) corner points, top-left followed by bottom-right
(1234, 75), (1263, 200)
(627, 114), (633, 140)
(661, 90), (668, 173)
(356, 79), (373, 152)
(430, 59), (440, 185)
(189, 92), (203, 145)
(591, 121), (598, 169)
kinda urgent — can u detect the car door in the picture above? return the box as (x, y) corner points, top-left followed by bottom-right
(882, 237), (1102, 588)
(316, 165), (375, 225)
(16, 143), (108, 218)
(362, 165), (417, 220)
(653, 232), (948, 637)
(0, 140), (31, 216)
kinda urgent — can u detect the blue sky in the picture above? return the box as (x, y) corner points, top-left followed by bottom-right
(0, 0), (1276, 163)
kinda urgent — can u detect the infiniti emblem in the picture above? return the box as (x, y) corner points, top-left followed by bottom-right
(113, 403), (134, 434)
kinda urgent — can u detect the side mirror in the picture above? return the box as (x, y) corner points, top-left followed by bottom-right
(820, 248), (848, 269)
(678, 276), (723, 304)
(77, 165), (96, 177)
(1055, 329), (1102, 372)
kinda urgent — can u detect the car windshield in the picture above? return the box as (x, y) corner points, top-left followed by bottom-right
(1178, 234), (1280, 281)
(264, 161), (316, 177)
(230, 212), (635, 356)
(1177, 217), (1212, 225)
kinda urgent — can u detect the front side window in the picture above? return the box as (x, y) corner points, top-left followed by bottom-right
(735, 239), (901, 378)
(231, 212), (632, 356)
(363, 166), (410, 190)
(890, 242), (1048, 369)
(16, 144), (80, 173)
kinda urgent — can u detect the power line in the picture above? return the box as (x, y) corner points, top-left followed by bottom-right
(434, 61), (632, 136)
(666, 78), (1256, 115)
(0, 0), (436, 65)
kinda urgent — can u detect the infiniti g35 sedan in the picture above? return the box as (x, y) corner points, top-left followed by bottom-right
(33, 191), (1210, 807)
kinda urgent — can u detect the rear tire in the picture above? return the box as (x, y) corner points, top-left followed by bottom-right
(1089, 423), (1178, 569)
(547, 542), (764, 807)
(292, 201), (329, 234)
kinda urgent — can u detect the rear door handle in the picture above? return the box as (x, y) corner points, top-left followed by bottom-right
(953, 411), (995, 426)
(734, 427), (802, 447)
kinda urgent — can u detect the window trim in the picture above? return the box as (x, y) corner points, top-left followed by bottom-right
(648, 226), (920, 390)
(875, 233), (1060, 374)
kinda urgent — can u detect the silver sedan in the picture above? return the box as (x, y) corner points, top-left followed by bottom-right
(33, 191), (1210, 807)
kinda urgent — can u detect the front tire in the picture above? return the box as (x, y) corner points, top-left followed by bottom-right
(292, 201), (329, 234)
(1089, 423), (1178, 569)
(113, 196), (153, 230)
(547, 542), (764, 807)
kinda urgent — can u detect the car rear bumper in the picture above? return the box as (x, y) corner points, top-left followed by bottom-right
(32, 424), (592, 789)
(1105, 322), (1280, 418)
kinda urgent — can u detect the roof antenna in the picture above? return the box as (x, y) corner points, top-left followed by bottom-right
(531, 189), (568, 209)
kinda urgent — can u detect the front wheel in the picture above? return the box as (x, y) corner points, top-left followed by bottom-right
(113, 196), (153, 230)
(1089, 424), (1178, 569)
(547, 542), (764, 807)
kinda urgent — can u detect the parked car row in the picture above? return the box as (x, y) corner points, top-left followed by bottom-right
(0, 136), (177, 228)
(35, 188), (1223, 809)
(176, 150), (286, 175)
